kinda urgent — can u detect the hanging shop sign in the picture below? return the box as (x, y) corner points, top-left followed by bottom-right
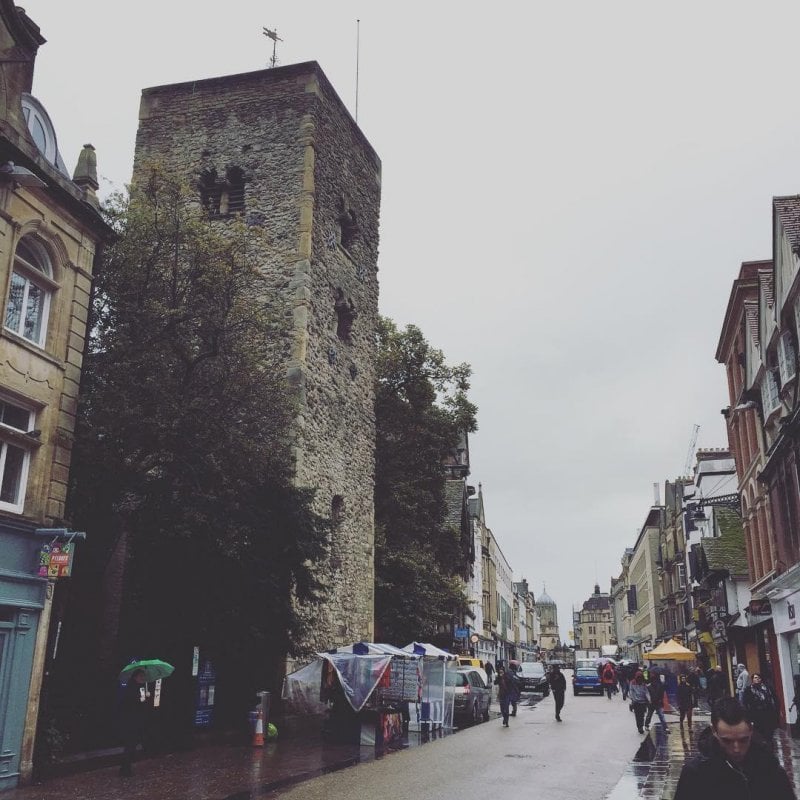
(37, 542), (74, 578)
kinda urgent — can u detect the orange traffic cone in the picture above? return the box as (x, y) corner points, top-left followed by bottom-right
(253, 709), (264, 747)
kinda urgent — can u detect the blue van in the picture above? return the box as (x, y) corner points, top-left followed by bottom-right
(572, 666), (603, 695)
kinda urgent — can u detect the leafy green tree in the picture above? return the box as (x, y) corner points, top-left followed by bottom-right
(374, 318), (477, 645)
(62, 167), (328, 734)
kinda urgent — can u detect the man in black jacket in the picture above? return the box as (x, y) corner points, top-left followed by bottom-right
(547, 664), (567, 722)
(674, 698), (796, 800)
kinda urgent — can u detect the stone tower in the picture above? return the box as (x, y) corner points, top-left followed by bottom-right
(133, 62), (381, 653)
(537, 586), (561, 652)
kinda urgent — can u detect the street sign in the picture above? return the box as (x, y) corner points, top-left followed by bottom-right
(470, 634), (480, 644)
(455, 627), (469, 639)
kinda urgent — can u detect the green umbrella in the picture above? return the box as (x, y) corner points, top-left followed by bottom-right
(119, 658), (175, 683)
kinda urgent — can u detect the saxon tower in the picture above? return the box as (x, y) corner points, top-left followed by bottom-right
(133, 62), (381, 653)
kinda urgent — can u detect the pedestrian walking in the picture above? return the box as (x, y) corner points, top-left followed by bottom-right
(495, 665), (515, 727)
(673, 698), (797, 800)
(484, 660), (494, 686)
(118, 668), (150, 777)
(618, 666), (630, 701)
(601, 661), (616, 700)
(644, 672), (670, 734)
(677, 674), (695, 727)
(743, 673), (779, 742)
(735, 663), (751, 705)
(629, 671), (651, 734)
(548, 663), (567, 721)
(706, 664), (726, 709)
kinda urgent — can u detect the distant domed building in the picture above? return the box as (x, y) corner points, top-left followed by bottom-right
(537, 586), (561, 654)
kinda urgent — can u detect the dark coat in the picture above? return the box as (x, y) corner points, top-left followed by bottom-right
(647, 678), (666, 707)
(119, 679), (149, 737)
(548, 671), (566, 695)
(707, 670), (726, 700)
(674, 726), (796, 800)
(743, 684), (778, 738)
(494, 671), (516, 701)
(677, 682), (694, 710)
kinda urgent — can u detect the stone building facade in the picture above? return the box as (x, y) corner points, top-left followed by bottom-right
(0, 2), (108, 787)
(133, 62), (381, 653)
(575, 584), (615, 651)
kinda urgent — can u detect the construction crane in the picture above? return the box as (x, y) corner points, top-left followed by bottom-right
(683, 424), (700, 477)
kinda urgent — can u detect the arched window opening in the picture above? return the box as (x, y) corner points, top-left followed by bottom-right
(339, 209), (358, 250)
(199, 166), (246, 217)
(199, 169), (221, 216)
(4, 235), (53, 347)
(334, 290), (356, 342)
(331, 495), (345, 526)
(226, 167), (245, 215)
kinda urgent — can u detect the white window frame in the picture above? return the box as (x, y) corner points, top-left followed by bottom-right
(794, 294), (800, 349)
(761, 370), (781, 416)
(0, 439), (30, 513)
(779, 331), (797, 386)
(676, 563), (686, 588)
(4, 236), (55, 348)
(0, 395), (35, 513)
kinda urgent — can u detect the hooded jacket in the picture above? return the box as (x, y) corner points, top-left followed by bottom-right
(673, 726), (796, 800)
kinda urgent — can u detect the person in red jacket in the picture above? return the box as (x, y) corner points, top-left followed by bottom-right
(601, 661), (617, 699)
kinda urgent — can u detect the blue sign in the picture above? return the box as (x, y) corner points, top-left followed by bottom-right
(194, 657), (216, 728)
(455, 627), (469, 639)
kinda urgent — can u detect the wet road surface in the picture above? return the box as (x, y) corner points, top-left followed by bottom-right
(5, 690), (800, 799)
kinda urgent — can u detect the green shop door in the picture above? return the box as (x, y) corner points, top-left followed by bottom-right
(0, 606), (39, 790)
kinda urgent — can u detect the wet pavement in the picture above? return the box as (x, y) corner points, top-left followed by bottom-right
(605, 711), (800, 799)
(6, 701), (800, 799)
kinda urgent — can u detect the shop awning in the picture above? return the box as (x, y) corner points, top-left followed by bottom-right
(643, 639), (695, 661)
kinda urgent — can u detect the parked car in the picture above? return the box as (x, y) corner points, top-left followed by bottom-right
(573, 667), (603, 695)
(450, 667), (491, 725)
(516, 661), (550, 695)
(456, 657), (487, 686)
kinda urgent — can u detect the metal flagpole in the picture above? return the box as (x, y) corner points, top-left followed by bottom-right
(355, 19), (361, 122)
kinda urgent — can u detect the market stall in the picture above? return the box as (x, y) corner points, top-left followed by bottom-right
(282, 642), (421, 746)
(402, 642), (458, 731)
(643, 639), (696, 704)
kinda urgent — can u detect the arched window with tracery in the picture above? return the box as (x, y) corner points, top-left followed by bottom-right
(4, 235), (55, 347)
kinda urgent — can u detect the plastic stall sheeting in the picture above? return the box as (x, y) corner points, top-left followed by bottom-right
(281, 660), (329, 715)
(321, 653), (393, 713)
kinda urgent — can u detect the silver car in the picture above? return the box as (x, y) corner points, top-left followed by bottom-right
(450, 667), (492, 725)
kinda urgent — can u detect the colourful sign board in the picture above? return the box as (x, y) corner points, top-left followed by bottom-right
(37, 542), (74, 578)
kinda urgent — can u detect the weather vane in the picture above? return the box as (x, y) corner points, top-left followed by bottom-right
(263, 27), (283, 68)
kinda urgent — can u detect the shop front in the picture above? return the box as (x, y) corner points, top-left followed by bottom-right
(0, 519), (48, 790)
(771, 583), (800, 726)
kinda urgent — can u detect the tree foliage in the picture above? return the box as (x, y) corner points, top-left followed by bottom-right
(63, 167), (328, 731)
(374, 318), (477, 645)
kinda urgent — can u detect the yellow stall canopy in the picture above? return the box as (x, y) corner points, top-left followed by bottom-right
(643, 639), (695, 661)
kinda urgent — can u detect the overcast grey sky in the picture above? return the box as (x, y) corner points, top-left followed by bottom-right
(23, 1), (800, 641)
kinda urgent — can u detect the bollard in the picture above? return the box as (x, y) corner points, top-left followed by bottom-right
(252, 708), (265, 747)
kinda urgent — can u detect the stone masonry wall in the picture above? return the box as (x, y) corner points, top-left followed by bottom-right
(133, 62), (381, 655)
